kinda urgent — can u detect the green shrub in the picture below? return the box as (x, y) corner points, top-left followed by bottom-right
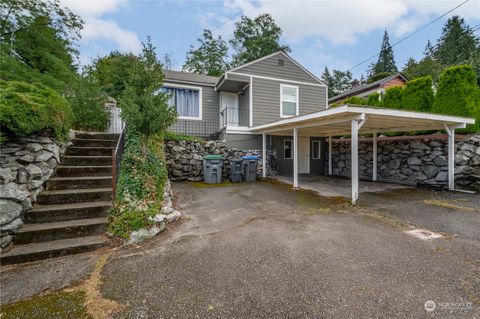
(343, 96), (367, 105)
(67, 76), (109, 131)
(401, 76), (434, 112)
(109, 129), (168, 238)
(432, 65), (480, 133)
(367, 93), (383, 106)
(0, 80), (73, 140)
(382, 86), (404, 109)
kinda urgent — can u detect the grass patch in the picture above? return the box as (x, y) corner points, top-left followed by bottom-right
(164, 130), (202, 142)
(0, 291), (91, 319)
(423, 199), (477, 212)
(190, 181), (234, 188)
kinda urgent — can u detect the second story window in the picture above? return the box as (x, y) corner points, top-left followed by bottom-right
(162, 84), (202, 120)
(280, 84), (298, 117)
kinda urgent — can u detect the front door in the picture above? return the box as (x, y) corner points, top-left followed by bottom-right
(220, 93), (238, 126)
(298, 137), (310, 174)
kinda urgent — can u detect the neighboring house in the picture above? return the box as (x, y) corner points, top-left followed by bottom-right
(164, 51), (329, 174)
(328, 73), (407, 106)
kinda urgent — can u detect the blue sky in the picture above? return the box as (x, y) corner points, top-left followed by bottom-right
(63, 0), (480, 79)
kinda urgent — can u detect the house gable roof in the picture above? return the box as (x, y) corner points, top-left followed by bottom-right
(329, 73), (407, 103)
(225, 51), (327, 87)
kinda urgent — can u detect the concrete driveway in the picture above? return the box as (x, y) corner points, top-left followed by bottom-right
(100, 180), (480, 318)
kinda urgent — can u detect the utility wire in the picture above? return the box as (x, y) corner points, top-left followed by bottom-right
(211, 11), (243, 34)
(347, 0), (472, 72)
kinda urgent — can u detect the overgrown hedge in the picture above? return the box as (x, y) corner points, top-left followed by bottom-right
(0, 80), (73, 140)
(109, 129), (168, 238)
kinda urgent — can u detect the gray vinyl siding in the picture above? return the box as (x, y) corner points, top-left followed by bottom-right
(272, 136), (293, 175)
(252, 78), (327, 126)
(169, 84), (219, 137)
(232, 53), (321, 84)
(227, 73), (250, 82)
(238, 87), (250, 126)
(224, 133), (262, 149)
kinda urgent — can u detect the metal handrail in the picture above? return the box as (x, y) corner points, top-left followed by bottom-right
(112, 128), (125, 202)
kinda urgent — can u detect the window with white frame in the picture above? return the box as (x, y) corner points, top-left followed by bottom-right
(161, 84), (202, 120)
(280, 84), (298, 117)
(284, 140), (292, 159)
(312, 141), (321, 159)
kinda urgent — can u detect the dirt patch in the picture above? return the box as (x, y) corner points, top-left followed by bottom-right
(423, 199), (478, 212)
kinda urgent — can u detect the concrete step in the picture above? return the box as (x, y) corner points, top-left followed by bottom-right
(25, 201), (111, 223)
(55, 165), (112, 177)
(73, 138), (117, 148)
(66, 147), (114, 156)
(46, 176), (112, 190)
(13, 217), (108, 244)
(36, 188), (112, 205)
(74, 132), (120, 140)
(1, 235), (106, 264)
(62, 155), (112, 166)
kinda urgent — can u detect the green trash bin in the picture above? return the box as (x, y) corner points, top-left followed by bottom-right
(203, 155), (223, 184)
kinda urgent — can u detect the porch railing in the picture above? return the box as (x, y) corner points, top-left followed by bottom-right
(170, 121), (219, 138)
(221, 106), (239, 127)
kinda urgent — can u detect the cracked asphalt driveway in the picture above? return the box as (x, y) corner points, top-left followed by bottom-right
(101, 180), (480, 318)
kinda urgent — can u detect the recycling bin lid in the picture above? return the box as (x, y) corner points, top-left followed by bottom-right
(242, 155), (259, 160)
(230, 158), (243, 162)
(204, 154), (223, 160)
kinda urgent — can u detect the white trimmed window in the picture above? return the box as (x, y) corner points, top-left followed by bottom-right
(284, 140), (292, 159)
(280, 84), (298, 117)
(162, 83), (202, 120)
(312, 141), (321, 159)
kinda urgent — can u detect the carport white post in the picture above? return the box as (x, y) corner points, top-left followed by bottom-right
(293, 128), (299, 188)
(444, 124), (455, 190)
(328, 136), (332, 175)
(372, 133), (378, 181)
(351, 117), (367, 205)
(262, 133), (266, 178)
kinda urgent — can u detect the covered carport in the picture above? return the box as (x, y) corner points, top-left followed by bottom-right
(253, 105), (475, 204)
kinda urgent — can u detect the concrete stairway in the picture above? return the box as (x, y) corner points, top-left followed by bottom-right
(1, 132), (119, 264)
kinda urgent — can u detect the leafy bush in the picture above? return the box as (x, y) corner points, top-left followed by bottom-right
(367, 93), (383, 106)
(109, 129), (168, 238)
(343, 96), (367, 105)
(67, 75), (109, 131)
(401, 76), (434, 112)
(432, 65), (480, 133)
(0, 80), (73, 140)
(382, 86), (404, 109)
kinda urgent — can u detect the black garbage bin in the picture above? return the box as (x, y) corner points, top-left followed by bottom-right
(230, 158), (243, 182)
(203, 155), (223, 184)
(242, 155), (259, 182)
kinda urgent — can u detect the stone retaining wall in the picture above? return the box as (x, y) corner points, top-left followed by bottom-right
(331, 133), (480, 191)
(164, 139), (275, 181)
(0, 134), (70, 250)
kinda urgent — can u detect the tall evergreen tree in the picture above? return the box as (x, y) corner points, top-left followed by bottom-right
(320, 67), (334, 97)
(368, 30), (397, 81)
(423, 40), (435, 58)
(230, 14), (290, 66)
(183, 29), (229, 76)
(434, 16), (479, 66)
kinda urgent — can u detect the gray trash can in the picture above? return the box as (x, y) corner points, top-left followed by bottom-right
(203, 155), (223, 184)
(230, 158), (243, 183)
(242, 155), (259, 182)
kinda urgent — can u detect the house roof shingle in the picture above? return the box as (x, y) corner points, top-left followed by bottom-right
(329, 73), (407, 103)
(163, 70), (219, 86)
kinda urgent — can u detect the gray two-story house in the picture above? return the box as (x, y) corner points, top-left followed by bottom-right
(164, 51), (329, 175)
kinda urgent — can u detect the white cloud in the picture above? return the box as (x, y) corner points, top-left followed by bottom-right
(60, 0), (141, 60)
(211, 0), (480, 45)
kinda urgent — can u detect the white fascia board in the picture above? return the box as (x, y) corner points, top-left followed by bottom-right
(228, 72), (326, 88)
(347, 106), (476, 124)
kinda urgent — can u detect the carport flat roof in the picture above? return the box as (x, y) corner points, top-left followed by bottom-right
(251, 104), (475, 136)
